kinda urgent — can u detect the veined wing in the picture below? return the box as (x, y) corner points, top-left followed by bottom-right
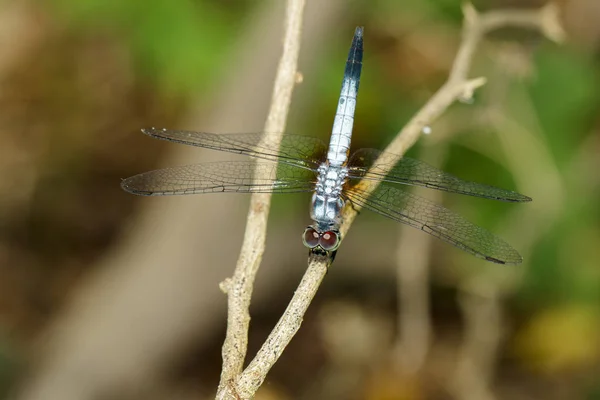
(344, 180), (523, 264)
(348, 148), (531, 203)
(121, 161), (316, 196)
(142, 128), (327, 170)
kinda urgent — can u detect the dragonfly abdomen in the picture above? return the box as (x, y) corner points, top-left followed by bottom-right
(327, 26), (363, 168)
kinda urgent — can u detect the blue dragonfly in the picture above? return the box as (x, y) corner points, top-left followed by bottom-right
(121, 27), (531, 265)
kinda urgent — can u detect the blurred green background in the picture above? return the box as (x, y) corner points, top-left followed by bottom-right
(1, 0), (599, 399)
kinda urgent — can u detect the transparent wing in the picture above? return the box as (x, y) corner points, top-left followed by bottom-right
(348, 148), (531, 202)
(344, 180), (523, 264)
(121, 161), (316, 196)
(142, 128), (327, 170)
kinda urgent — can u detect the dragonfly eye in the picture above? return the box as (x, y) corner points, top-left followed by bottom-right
(319, 230), (341, 251)
(302, 227), (320, 248)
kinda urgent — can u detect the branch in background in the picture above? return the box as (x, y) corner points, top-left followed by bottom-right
(452, 60), (565, 400)
(216, 0), (306, 399)
(450, 3), (565, 84)
(393, 145), (448, 374)
(453, 278), (504, 400)
(391, 2), (564, 381)
(450, 5), (564, 400)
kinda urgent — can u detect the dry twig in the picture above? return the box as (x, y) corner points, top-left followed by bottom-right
(216, 0), (306, 398)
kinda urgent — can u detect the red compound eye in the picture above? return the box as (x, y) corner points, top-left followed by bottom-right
(319, 230), (340, 251)
(302, 226), (320, 248)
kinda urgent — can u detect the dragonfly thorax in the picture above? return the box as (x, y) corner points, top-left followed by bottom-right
(311, 163), (347, 231)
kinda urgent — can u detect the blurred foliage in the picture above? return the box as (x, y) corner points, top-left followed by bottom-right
(0, 338), (19, 398)
(514, 304), (600, 373)
(1, 0), (600, 399)
(529, 45), (598, 166)
(517, 44), (600, 305)
(48, 0), (243, 93)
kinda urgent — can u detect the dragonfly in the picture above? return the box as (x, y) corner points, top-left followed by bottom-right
(121, 27), (531, 265)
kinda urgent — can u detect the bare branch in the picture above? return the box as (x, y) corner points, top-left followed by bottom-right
(235, 253), (331, 398)
(217, 0), (306, 398)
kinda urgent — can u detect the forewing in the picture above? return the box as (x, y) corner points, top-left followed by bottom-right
(121, 161), (316, 196)
(344, 180), (523, 265)
(348, 148), (531, 202)
(142, 128), (327, 169)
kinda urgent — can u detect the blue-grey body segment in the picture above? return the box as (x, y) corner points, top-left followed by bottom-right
(327, 26), (363, 167)
(311, 27), (363, 232)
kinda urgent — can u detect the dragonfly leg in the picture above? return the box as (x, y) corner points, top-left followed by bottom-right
(345, 197), (362, 214)
(309, 248), (337, 268)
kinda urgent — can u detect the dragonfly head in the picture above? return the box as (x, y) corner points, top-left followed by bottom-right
(302, 226), (341, 253)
